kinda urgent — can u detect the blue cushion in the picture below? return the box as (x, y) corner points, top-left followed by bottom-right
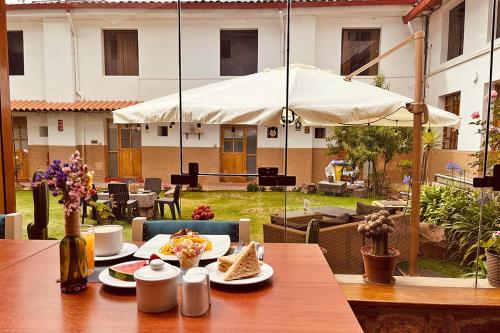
(143, 220), (239, 242)
(0, 214), (6, 239)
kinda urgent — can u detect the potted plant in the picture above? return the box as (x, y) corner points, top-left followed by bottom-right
(483, 232), (500, 287)
(357, 210), (399, 284)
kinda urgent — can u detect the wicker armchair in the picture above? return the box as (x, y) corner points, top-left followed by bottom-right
(263, 212), (410, 274)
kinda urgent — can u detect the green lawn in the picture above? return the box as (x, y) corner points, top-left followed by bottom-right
(16, 190), (374, 242)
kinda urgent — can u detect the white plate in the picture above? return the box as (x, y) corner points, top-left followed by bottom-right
(95, 243), (138, 262)
(205, 262), (274, 285)
(98, 260), (146, 288)
(134, 234), (231, 261)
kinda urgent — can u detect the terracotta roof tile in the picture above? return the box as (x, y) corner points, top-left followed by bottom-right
(11, 100), (140, 112)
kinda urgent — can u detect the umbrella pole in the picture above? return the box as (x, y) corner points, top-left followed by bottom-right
(409, 31), (425, 276)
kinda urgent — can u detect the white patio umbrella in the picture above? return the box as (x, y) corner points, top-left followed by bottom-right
(113, 63), (461, 128)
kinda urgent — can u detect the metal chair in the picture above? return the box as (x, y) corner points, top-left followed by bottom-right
(108, 183), (139, 221)
(144, 178), (162, 196)
(154, 185), (181, 219)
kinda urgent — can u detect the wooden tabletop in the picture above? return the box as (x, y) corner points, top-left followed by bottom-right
(0, 239), (59, 271)
(0, 241), (362, 332)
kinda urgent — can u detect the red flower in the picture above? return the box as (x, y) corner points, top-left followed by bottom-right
(471, 111), (480, 120)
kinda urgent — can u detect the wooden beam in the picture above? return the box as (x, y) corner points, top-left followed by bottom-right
(409, 30), (425, 276)
(345, 31), (428, 275)
(0, 0), (16, 213)
(403, 0), (442, 24)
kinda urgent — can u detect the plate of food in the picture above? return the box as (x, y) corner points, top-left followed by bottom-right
(134, 229), (231, 261)
(98, 260), (148, 288)
(205, 241), (273, 285)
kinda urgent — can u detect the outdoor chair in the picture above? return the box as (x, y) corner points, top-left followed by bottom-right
(108, 183), (139, 221)
(82, 184), (110, 225)
(263, 212), (410, 274)
(0, 213), (22, 240)
(144, 178), (162, 196)
(131, 217), (250, 243)
(28, 172), (51, 240)
(154, 185), (181, 220)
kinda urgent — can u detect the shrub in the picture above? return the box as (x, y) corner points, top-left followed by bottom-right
(420, 184), (500, 261)
(246, 181), (259, 192)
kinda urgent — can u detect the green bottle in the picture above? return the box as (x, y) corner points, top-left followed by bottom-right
(60, 212), (88, 293)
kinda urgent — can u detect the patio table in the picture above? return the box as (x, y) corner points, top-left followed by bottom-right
(0, 241), (362, 332)
(98, 191), (158, 218)
(312, 206), (357, 218)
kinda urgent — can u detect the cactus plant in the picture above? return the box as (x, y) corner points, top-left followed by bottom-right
(306, 219), (321, 244)
(28, 172), (50, 239)
(357, 210), (395, 256)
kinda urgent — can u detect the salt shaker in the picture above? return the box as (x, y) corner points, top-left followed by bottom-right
(186, 267), (211, 304)
(181, 272), (210, 317)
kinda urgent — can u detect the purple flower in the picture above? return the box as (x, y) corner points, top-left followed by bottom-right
(446, 162), (461, 172)
(403, 176), (411, 185)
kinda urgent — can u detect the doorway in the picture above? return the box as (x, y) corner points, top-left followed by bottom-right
(12, 116), (29, 181)
(220, 125), (256, 182)
(106, 120), (142, 180)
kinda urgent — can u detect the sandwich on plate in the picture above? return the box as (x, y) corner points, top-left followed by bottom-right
(222, 241), (261, 281)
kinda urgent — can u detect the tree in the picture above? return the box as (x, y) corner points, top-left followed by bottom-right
(326, 126), (413, 180)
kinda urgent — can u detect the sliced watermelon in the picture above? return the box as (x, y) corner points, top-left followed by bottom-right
(109, 260), (147, 282)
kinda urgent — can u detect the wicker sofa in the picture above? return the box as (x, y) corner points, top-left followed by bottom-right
(263, 211), (410, 274)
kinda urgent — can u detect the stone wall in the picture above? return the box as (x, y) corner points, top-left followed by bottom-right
(352, 304), (500, 333)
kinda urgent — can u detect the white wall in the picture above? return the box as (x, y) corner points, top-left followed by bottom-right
(7, 20), (45, 100)
(47, 113), (76, 146)
(7, 5), (419, 151)
(425, 0), (500, 151)
(23, 113), (48, 145)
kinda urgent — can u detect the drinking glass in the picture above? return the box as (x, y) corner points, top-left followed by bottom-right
(81, 224), (95, 276)
(170, 235), (209, 273)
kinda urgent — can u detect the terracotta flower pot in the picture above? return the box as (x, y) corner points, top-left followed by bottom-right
(360, 246), (400, 284)
(486, 250), (500, 288)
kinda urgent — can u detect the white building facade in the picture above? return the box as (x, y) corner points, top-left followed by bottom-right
(7, 0), (492, 184)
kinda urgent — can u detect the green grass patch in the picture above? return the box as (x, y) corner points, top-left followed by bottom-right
(16, 190), (375, 242)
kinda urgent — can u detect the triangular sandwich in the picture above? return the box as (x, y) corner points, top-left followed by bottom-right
(224, 241), (261, 281)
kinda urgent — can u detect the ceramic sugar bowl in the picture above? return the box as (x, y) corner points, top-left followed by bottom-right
(134, 259), (181, 313)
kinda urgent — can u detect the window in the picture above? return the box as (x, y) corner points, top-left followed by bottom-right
(442, 92), (461, 150)
(341, 29), (380, 76)
(496, 0), (500, 39)
(315, 128), (326, 139)
(103, 30), (139, 76)
(157, 126), (169, 137)
(39, 126), (48, 137)
(447, 2), (465, 61)
(220, 30), (258, 76)
(7, 31), (24, 76)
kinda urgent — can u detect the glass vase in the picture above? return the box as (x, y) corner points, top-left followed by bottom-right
(60, 210), (88, 293)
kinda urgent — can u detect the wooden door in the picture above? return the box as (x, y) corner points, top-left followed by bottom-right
(12, 117), (29, 181)
(118, 125), (142, 179)
(220, 125), (256, 182)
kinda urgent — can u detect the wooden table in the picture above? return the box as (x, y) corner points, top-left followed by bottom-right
(372, 200), (409, 210)
(317, 180), (347, 195)
(0, 239), (59, 271)
(0, 241), (361, 332)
